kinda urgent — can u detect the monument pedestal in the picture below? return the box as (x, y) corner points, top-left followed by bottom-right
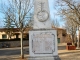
(28, 56), (54, 60)
(28, 56), (60, 60)
(29, 29), (60, 60)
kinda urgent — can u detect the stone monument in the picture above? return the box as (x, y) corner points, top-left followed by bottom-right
(33, 0), (51, 29)
(29, 0), (60, 60)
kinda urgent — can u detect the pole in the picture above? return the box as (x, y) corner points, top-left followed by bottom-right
(21, 30), (24, 59)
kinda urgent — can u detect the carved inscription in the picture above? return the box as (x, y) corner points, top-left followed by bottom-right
(32, 32), (55, 54)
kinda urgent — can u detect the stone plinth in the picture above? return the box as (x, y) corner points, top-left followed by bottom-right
(28, 56), (54, 60)
(29, 29), (58, 58)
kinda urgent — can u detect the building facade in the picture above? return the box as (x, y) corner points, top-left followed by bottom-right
(0, 27), (72, 43)
(53, 27), (72, 43)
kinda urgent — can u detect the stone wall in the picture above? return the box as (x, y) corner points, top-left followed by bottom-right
(0, 40), (29, 48)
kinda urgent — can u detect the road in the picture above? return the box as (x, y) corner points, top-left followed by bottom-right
(0, 45), (66, 56)
(0, 46), (80, 60)
(0, 47), (29, 56)
(0, 47), (29, 60)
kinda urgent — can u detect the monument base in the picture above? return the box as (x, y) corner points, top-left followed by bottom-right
(29, 29), (60, 60)
(27, 56), (60, 60)
(54, 56), (61, 60)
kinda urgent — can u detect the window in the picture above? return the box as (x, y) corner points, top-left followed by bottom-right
(57, 38), (60, 43)
(2, 34), (7, 39)
(62, 33), (66, 37)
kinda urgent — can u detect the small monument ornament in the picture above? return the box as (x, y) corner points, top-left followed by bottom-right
(33, 0), (51, 29)
(29, 0), (60, 60)
(37, 2), (49, 22)
(37, 10), (49, 22)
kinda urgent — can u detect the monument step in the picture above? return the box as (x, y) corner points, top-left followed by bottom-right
(28, 57), (54, 60)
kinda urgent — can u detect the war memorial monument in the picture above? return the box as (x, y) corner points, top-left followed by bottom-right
(29, 0), (60, 60)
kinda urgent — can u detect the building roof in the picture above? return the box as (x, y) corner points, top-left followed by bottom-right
(0, 27), (32, 32)
(0, 28), (19, 32)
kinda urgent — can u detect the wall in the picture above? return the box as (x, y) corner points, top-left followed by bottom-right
(57, 29), (63, 43)
(57, 28), (72, 43)
(0, 31), (26, 39)
(0, 32), (7, 39)
(0, 40), (29, 48)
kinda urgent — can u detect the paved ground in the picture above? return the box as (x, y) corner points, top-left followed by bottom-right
(58, 43), (80, 60)
(0, 44), (80, 60)
(0, 47), (29, 60)
(58, 49), (80, 60)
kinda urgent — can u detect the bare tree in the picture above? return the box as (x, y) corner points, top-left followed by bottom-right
(0, 0), (33, 59)
(55, 0), (80, 25)
(52, 19), (60, 28)
(65, 19), (77, 44)
(55, 0), (80, 44)
(3, 7), (15, 39)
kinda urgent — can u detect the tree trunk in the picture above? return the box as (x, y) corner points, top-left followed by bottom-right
(21, 30), (24, 59)
(77, 29), (80, 48)
(72, 34), (75, 45)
